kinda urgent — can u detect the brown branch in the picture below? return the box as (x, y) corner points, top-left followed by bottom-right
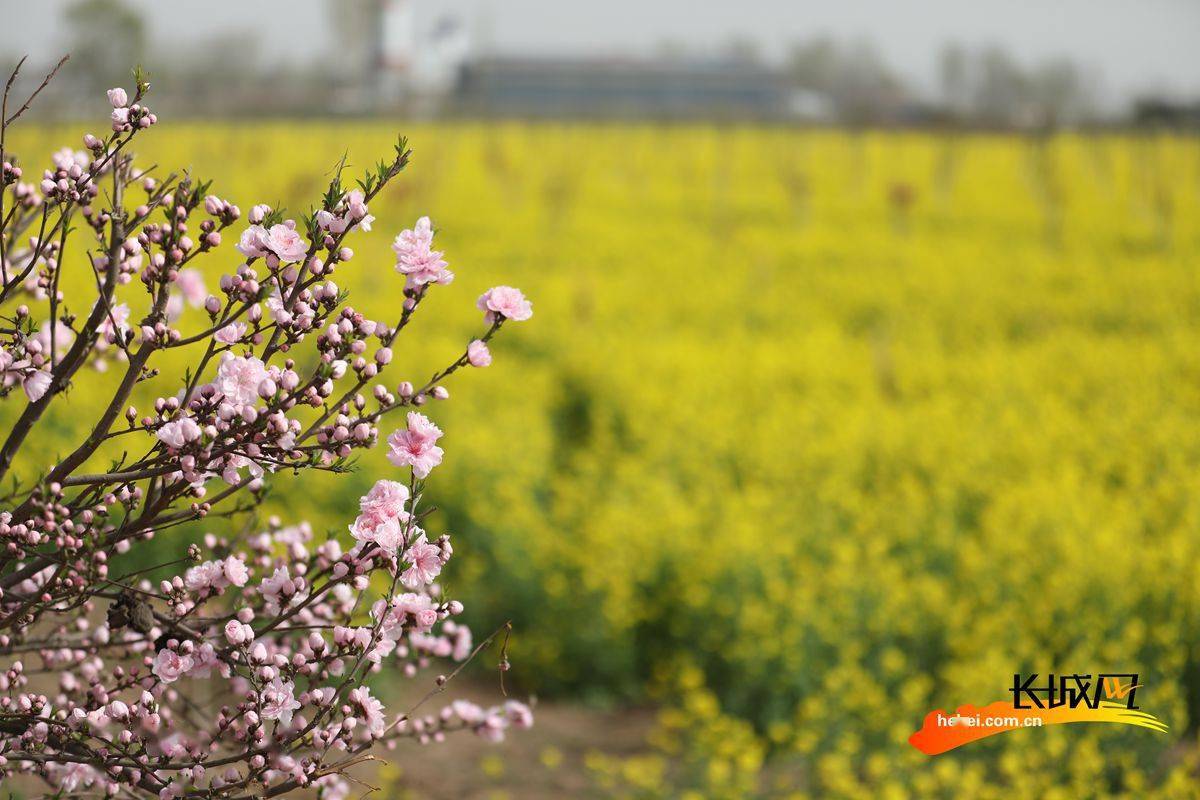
(2, 54), (68, 127)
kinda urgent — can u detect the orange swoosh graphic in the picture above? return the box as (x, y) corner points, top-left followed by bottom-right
(908, 700), (1167, 755)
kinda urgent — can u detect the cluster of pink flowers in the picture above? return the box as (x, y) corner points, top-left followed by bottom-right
(107, 85), (158, 133)
(316, 189), (374, 236)
(0, 73), (533, 799)
(393, 216), (454, 287)
(236, 220), (309, 263)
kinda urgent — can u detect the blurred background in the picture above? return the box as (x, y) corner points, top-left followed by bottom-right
(3, 0), (1200, 125)
(4, 1), (1200, 797)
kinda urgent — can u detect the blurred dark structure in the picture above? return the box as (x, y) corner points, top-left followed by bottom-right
(454, 57), (814, 120)
(1132, 98), (1200, 129)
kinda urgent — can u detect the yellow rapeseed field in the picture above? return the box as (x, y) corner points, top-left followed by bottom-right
(6, 121), (1200, 797)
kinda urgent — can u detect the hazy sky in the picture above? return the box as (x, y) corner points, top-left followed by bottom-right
(2, 0), (1198, 106)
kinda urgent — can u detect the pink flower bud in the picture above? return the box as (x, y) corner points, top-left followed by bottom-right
(467, 339), (492, 368)
(107, 87), (128, 108)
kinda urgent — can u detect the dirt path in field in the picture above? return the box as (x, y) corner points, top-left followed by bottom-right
(375, 684), (656, 799)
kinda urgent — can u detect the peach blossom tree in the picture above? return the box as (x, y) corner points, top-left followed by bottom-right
(0, 61), (531, 798)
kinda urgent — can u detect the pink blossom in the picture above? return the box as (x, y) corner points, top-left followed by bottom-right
(214, 321), (247, 344)
(413, 606), (438, 631)
(349, 686), (386, 736)
(152, 649), (193, 684)
(504, 700), (534, 729)
(477, 286), (532, 323)
(213, 353), (268, 407)
(165, 294), (184, 322)
(451, 699), (485, 724)
(106, 87), (128, 108)
(21, 369), (51, 402)
(401, 535), (443, 588)
(236, 224), (271, 258)
(345, 190), (368, 220)
(184, 560), (223, 592)
(259, 566), (293, 614)
(265, 286), (289, 323)
(359, 479), (410, 522)
(466, 339), (492, 367)
(157, 417), (202, 449)
(477, 710), (509, 742)
(264, 223), (308, 262)
(0, 350), (26, 388)
(221, 453), (265, 486)
(51, 147), (89, 171)
(186, 643), (220, 679)
(34, 320), (76, 363)
(393, 215), (432, 251)
(185, 556), (248, 593)
(389, 593), (438, 634)
(386, 412), (444, 478)
(452, 625), (474, 661)
(259, 678), (300, 726)
(314, 210), (348, 235)
(222, 557), (250, 587)
(49, 761), (99, 793)
(392, 217), (453, 286)
(349, 514), (407, 557)
(96, 302), (130, 342)
(224, 619), (248, 644)
(346, 190), (373, 230)
(316, 190), (374, 235)
(176, 269), (207, 307)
